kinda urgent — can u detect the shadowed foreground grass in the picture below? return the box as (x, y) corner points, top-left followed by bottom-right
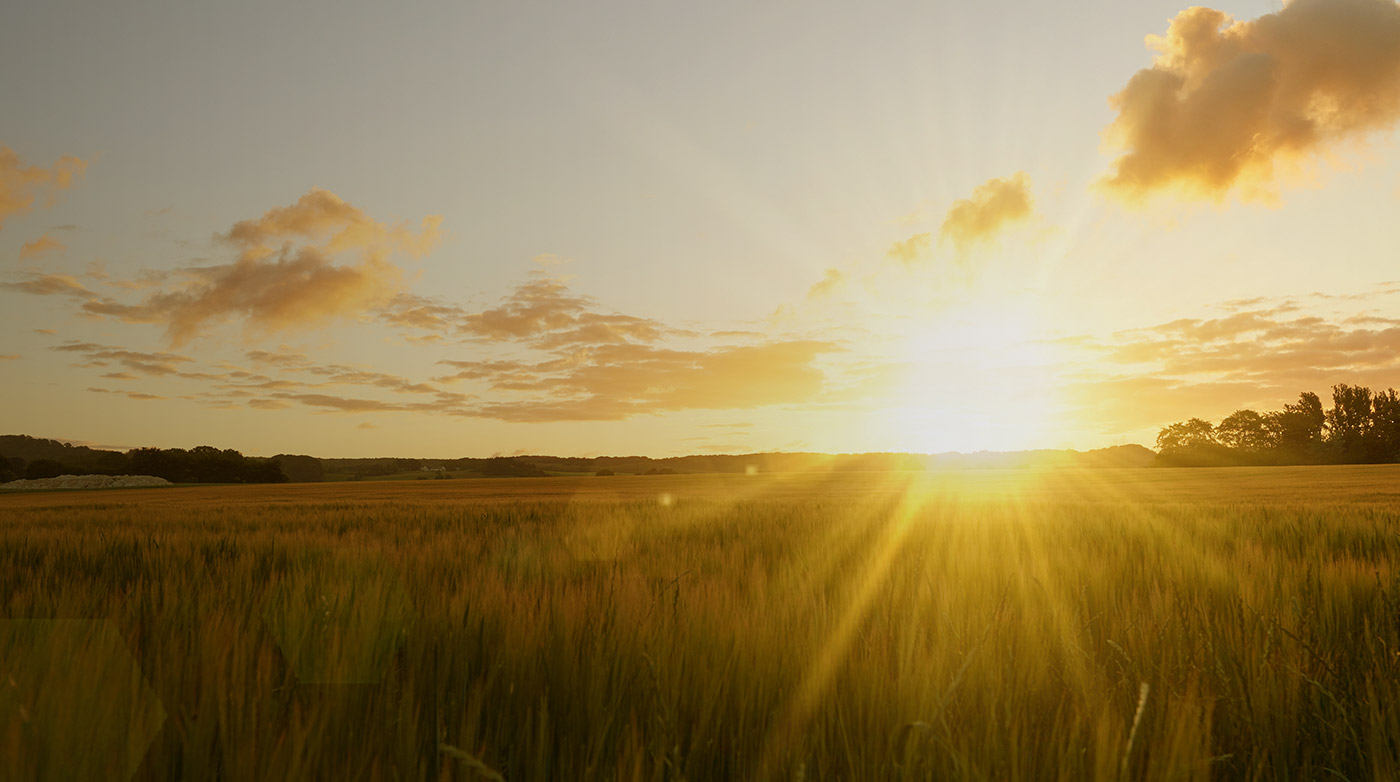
(3, 467), (1400, 780)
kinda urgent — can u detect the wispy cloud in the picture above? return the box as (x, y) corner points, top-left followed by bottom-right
(18, 233), (65, 260)
(384, 272), (674, 349)
(1, 274), (90, 297)
(1070, 291), (1400, 435)
(53, 342), (197, 377)
(806, 268), (845, 299)
(86, 387), (166, 401)
(0, 144), (86, 230)
(886, 233), (931, 265)
(437, 339), (839, 422)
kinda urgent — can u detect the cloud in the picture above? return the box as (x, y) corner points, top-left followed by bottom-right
(939, 173), (1034, 252)
(383, 273), (671, 348)
(0, 145), (87, 229)
(0, 274), (90, 297)
(0, 354), (18, 361)
(19, 252), (839, 426)
(886, 233), (931, 264)
(437, 340), (839, 422)
(806, 268), (845, 299)
(67, 188), (443, 344)
(1101, 0), (1400, 202)
(18, 233), (65, 260)
(1076, 299), (1400, 435)
(53, 342), (197, 377)
(379, 293), (466, 332)
(247, 398), (293, 410)
(263, 390), (474, 417)
(222, 187), (442, 256)
(86, 387), (166, 401)
(1104, 308), (1400, 380)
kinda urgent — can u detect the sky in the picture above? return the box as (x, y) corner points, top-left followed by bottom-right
(3, 0), (1400, 458)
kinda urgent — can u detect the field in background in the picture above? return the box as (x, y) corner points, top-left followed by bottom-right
(4, 467), (1400, 780)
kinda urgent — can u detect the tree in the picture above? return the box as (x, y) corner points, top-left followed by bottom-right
(1216, 410), (1269, 452)
(271, 454), (325, 483)
(129, 448), (193, 483)
(1274, 391), (1326, 458)
(1327, 384), (1377, 461)
(24, 459), (67, 479)
(1156, 418), (1216, 452)
(1373, 388), (1400, 462)
(1155, 419), (1228, 466)
(248, 459), (289, 483)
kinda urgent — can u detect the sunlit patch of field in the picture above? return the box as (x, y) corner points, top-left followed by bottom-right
(4, 466), (1400, 780)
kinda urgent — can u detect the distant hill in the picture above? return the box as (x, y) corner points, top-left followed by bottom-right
(320, 444), (1157, 481)
(1, 433), (1155, 484)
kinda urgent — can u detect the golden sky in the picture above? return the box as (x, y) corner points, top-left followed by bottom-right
(3, 0), (1400, 457)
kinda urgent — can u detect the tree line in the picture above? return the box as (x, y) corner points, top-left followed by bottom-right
(0, 436), (288, 484)
(1156, 384), (1400, 466)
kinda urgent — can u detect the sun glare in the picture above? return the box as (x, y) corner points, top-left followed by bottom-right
(878, 305), (1067, 453)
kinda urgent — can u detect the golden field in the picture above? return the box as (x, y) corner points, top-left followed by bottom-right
(4, 467), (1400, 780)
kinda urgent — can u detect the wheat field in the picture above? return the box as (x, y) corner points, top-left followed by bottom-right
(3, 466), (1400, 780)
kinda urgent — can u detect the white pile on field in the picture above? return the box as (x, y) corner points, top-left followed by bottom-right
(0, 474), (173, 491)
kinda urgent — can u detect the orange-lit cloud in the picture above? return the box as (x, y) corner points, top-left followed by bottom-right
(383, 273), (672, 348)
(0, 145), (87, 229)
(18, 233), (65, 260)
(223, 187), (442, 258)
(0, 354), (19, 361)
(1075, 291), (1400, 435)
(1102, 0), (1400, 202)
(806, 268), (845, 299)
(53, 342), (197, 377)
(44, 189), (445, 345)
(0, 273), (90, 297)
(86, 387), (167, 401)
(886, 233), (931, 264)
(438, 340), (838, 422)
(939, 172), (1033, 252)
